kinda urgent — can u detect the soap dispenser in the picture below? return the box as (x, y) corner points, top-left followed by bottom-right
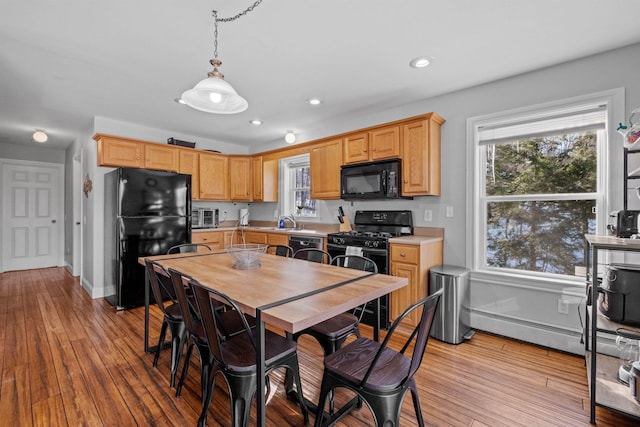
(278, 218), (285, 229)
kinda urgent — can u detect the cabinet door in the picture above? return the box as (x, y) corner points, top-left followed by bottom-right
(370, 125), (400, 161)
(343, 132), (370, 164)
(267, 233), (289, 246)
(179, 149), (199, 200)
(311, 138), (343, 199)
(223, 231), (236, 248)
(390, 261), (419, 327)
(252, 157), (278, 202)
(199, 152), (229, 200)
(229, 157), (252, 201)
(401, 118), (441, 196)
(97, 137), (144, 168)
(144, 143), (179, 172)
(244, 231), (267, 244)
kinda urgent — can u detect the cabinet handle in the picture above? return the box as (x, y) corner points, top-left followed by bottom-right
(363, 148), (367, 152)
(400, 252), (406, 257)
(403, 179), (408, 184)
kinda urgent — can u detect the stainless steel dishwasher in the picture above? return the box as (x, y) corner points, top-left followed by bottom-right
(288, 235), (323, 255)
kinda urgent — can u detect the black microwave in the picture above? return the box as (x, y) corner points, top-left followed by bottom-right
(341, 159), (404, 200)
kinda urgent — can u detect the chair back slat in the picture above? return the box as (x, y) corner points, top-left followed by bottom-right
(331, 255), (378, 273)
(168, 268), (199, 331)
(293, 248), (332, 264)
(145, 260), (177, 313)
(189, 278), (257, 367)
(360, 290), (442, 387)
(167, 243), (212, 254)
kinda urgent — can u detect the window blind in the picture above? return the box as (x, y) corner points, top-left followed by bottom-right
(478, 104), (606, 145)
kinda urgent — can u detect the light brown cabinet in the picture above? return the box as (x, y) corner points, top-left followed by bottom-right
(310, 138), (343, 199)
(229, 156), (253, 201)
(343, 125), (401, 164)
(178, 149), (200, 200)
(144, 143), (179, 171)
(192, 231), (224, 250)
(243, 231), (267, 245)
(96, 134), (179, 171)
(252, 156), (278, 202)
(199, 152), (229, 200)
(401, 114), (445, 196)
(96, 135), (144, 168)
(389, 239), (443, 327)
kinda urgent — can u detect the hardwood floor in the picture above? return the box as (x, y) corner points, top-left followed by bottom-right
(0, 267), (637, 426)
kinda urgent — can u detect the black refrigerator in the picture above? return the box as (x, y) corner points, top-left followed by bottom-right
(104, 168), (191, 309)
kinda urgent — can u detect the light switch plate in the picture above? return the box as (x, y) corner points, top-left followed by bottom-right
(424, 210), (432, 222)
(446, 205), (454, 217)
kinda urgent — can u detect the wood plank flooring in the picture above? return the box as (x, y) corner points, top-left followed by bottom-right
(0, 267), (637, 426)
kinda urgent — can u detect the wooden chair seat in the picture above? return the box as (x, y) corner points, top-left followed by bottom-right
(323, 338), (410, 392)
(307, 312), (360, 338)
(220, 329), (297, 372)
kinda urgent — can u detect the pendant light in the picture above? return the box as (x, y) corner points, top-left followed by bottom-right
(181, 1), (263, 114)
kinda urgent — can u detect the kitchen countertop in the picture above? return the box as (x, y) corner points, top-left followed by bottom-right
(193, 226), (444, 243)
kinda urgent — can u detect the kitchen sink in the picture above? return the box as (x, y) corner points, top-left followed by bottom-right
(253, 226), (320, 233)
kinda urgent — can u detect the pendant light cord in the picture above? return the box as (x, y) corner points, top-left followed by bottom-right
(212, 0), (264, 58)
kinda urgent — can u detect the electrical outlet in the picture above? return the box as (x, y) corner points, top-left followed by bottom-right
(424, 210), (432, 222)
(558, 299), (569, 315)
(446, 205), (454, 218)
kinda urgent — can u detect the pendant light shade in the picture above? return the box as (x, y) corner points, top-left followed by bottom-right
(181, 76), (248, 114)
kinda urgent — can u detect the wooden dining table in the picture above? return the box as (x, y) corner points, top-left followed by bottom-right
(140, 250), (408, 427)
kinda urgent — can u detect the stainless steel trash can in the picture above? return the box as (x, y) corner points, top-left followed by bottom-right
(429, 265), (473, 344)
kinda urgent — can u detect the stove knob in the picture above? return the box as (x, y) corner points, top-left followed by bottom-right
(372, 241), (379, 248)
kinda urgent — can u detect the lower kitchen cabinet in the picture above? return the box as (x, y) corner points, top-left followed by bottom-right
(192, 230), (224, 250)
(389, 239), (443, 328)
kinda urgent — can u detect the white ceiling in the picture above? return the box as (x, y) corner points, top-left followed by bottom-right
(2, 0), (640, 151)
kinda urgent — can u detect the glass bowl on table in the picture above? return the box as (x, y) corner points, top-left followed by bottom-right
(227, 244), (268, 270)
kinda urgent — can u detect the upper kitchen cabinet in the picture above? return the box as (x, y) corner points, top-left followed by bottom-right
(229, 156), (252, 201)
(95, 134), (144, 168)
(95, 134), (178, 171)
(144, 143), (179, 172)
(178, 149), (200, 200)
(343, 125), (401, 165)
(401, 113), (445, 197)
(311, 137), (343, 200)
(252, 156), (278, 202)
(199, 151), (229, 200)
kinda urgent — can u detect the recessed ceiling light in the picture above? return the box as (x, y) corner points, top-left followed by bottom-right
(32, 130), (48, 143)
(409, 56), (432, 69)
(306, 98), (322, 106)
(249, 119), (263, 126)
(174, 98), (186, 104)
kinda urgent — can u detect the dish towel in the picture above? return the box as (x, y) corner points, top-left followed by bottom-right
(345, 246), (363, 267)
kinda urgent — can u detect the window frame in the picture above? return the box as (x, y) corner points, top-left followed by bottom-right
(281, 154), (317, 219)
(467, 89), (624, 282)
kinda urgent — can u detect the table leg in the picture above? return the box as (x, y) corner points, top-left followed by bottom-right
(256, 310), (266, 427)
(144, 268), (151, 353)
(373, 296), (381, 342)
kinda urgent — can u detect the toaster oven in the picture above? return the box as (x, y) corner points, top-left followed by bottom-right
(192, 208), (218, 229)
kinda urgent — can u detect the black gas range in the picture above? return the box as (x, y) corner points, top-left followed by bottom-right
(327, 210), (413, 329)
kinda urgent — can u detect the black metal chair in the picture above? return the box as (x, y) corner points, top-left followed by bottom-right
(293, 248), (332, 264)
(313, 290), (442, 427)
(267, 244), (294, 257)
(293, 255), (377, 356)
(145, 260), (187, 388)
(167, 243), (212, 254)
(189, 278), (309, 427)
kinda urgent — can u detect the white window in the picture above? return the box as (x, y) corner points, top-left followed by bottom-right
(470, 92), (622, 278)
(282, 154), (317, 218)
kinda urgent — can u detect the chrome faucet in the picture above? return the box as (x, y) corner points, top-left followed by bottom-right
(281, 214), (297, 229)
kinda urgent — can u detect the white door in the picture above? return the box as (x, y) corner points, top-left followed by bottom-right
(2, 161), (63, 271)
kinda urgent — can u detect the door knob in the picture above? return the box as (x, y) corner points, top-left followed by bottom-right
(52, 219), (57, 223)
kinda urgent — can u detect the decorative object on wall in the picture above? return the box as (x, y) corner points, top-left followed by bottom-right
(83, 173), (93, 198)
(180, 0), (264, 114)
(617, 108), (640, 149)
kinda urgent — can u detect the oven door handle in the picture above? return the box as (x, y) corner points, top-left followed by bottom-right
(327, 243), (388, 256)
